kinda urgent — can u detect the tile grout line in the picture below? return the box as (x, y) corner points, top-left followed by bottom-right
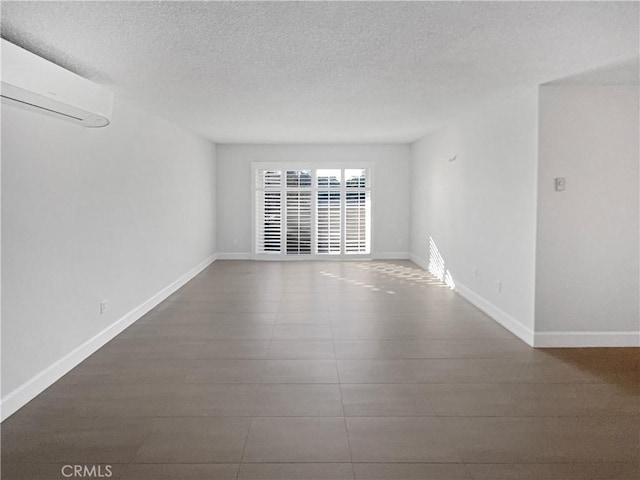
(327, 266), (357, 480)
(234, 277), (283, 478)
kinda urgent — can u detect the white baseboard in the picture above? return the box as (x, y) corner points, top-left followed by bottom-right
(395, 256), (640, 349)
(451, 282), (637, 347)
(454, 281), (535, 346)
(0, 253), (217, 422)
(219, 252), (410, 261)
(534, 331), (640, 348)
(409, 256), (535, 345)
(216, 252), (252, 260)
(373, 251), (410, 260)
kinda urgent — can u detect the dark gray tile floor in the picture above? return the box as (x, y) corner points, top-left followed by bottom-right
(2, 260), (639, 479)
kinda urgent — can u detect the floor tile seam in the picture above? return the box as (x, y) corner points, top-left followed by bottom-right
(236, 275), (279, 474)
(115, 461), (242, 465)
(25, 413), (640, 422)
(329, 272), (356, 480)
(341, 414), (466, 474)
(41, 459), (640, 465)
(235, 420), (253, 480)
(56, 412), (637, 419)
(417, 414), (640, 419)
(254, 380), (342, 384)
(340, 371), (358, 477)
(161, 379), (635, 386)
(247, 460), (527, 464)
(104, 356), (271, 361)
(220, 460), (490, 464)
(413, 380), (634, 386)
(462, 460), (640, 464)
(418, 412), (469, 476)
(0, 459), (560, 466)
(109, 418), (158, 467)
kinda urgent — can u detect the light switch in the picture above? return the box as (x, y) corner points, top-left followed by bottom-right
(554, 177), (566, 191)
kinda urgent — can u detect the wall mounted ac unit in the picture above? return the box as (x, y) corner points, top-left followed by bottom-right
(1, 39), (113, 127)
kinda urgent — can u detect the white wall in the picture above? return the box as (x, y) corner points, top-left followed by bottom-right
(1, 98), (217, 418)
(216, 144), (410, 258)
(410, 89), (539, 343)
(535, 86), (639, 346)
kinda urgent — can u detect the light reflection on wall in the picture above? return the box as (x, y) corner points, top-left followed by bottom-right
(428, 236), (456, 289)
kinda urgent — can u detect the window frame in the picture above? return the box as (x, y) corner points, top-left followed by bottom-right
(251, 162), (373, 260)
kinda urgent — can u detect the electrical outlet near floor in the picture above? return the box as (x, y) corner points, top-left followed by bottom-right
(100, 300), (109, 315)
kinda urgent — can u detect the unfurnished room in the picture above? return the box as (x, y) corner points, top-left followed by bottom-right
(1, 1), (639, 479)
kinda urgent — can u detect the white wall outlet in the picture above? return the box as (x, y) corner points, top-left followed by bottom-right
(496, 281), (502, 293)
(100, 300), (108, 315)
(473, 267), (478, 278)
(554, 177), (566, 191)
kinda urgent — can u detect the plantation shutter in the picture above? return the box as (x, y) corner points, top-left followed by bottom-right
(254, 165), (370, 257)
(255, 169), (282, 254)
(345, 169), (370, 254)
(285, 170), (312, 254)
(316, 169), (341, 254)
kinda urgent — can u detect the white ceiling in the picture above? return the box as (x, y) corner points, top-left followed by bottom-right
(1, 1), (638, 143)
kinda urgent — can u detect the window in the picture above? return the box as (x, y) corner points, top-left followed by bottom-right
(254, 165), (371, 257)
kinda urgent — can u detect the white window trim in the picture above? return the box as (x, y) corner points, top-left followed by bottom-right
(251, 162), (374, 260)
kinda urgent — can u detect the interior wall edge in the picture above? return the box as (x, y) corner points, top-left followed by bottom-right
(0, 253), (217, 422)
(408, 253), (429, 271)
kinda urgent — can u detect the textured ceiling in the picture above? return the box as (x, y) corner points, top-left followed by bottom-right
(1, 1), (638, 143)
